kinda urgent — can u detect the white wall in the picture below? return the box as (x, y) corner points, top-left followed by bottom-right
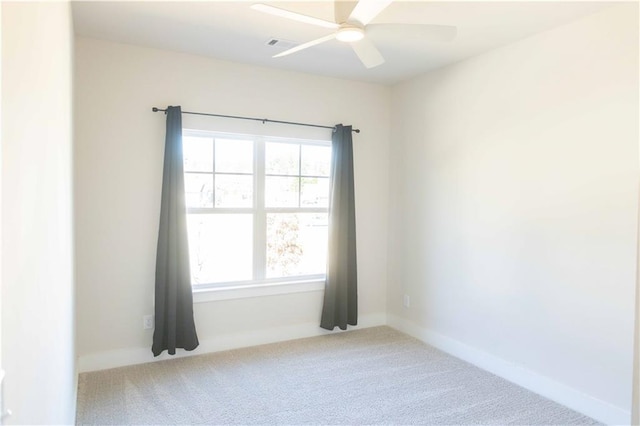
(1, 2), (76, 424)
(74, 38), (390, 370)
(388, 4), (638, 424)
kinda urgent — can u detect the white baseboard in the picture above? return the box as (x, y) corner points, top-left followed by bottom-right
(387, 314), (630, 426)
(77, 312), (387, 373)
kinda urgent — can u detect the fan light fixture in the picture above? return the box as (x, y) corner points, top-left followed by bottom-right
(336, 26), (364, 42)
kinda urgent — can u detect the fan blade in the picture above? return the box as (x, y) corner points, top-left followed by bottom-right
(334, 1), (358, 23)
(273, 33), (337, 58)
(351, 37), (385, 68)
(367, 23), (457, 42)
(348, 0), (393, 26)
(251, 4), (339, 29)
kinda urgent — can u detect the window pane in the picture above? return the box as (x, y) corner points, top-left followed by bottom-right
(215, 139), (253, 173)
(184, 173), (213, 208)
(301, 177), (329, 207)
(301, 145), (330, 176)
(215, 174), (253, 208)
(266, 142), (299, 175)
(183, 136), (213, 172)
(265, 176), (299, 207)
(266, 213), (328, 278)
(187, 214), (253, 284)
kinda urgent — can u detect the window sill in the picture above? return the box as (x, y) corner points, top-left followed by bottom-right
(192, 279), (325, 303)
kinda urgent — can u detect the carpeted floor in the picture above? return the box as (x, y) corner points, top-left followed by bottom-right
(76, 326), (600, 425)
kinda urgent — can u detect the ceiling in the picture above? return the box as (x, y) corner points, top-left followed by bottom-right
(72, 1), (615, 85)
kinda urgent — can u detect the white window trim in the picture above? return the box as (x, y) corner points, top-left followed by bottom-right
(192, 278), (326, 303)
(183, 129), (330, 299)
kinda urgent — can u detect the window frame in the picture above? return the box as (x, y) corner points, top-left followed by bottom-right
(183, 129), (331, 294)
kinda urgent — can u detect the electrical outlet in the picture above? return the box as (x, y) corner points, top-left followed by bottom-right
(403, 294), (410, 308)
(143, 314), (154, 330)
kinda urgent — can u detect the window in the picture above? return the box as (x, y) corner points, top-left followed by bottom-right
(182, 130), (331, 289)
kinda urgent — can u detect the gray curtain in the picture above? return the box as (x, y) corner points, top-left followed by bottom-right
(320, 124), (358, 330)
(152, 105), (199, 356)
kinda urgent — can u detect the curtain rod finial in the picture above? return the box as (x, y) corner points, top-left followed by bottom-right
(152, 107), (159, 112)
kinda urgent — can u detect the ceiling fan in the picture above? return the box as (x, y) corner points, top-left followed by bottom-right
(251, 0), (457, 69)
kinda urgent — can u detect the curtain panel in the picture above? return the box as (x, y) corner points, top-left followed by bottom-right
(320, 124), (358, 330)
(152, 105), (199, 356)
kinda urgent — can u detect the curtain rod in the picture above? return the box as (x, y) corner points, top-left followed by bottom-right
(151, 107), (360, 133)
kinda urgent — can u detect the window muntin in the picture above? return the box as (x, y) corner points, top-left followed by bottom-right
(183, 131), (330, 288)
(264, 141), (330, 209)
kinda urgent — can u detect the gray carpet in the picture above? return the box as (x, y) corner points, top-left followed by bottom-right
(76, 326), (600, 425)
